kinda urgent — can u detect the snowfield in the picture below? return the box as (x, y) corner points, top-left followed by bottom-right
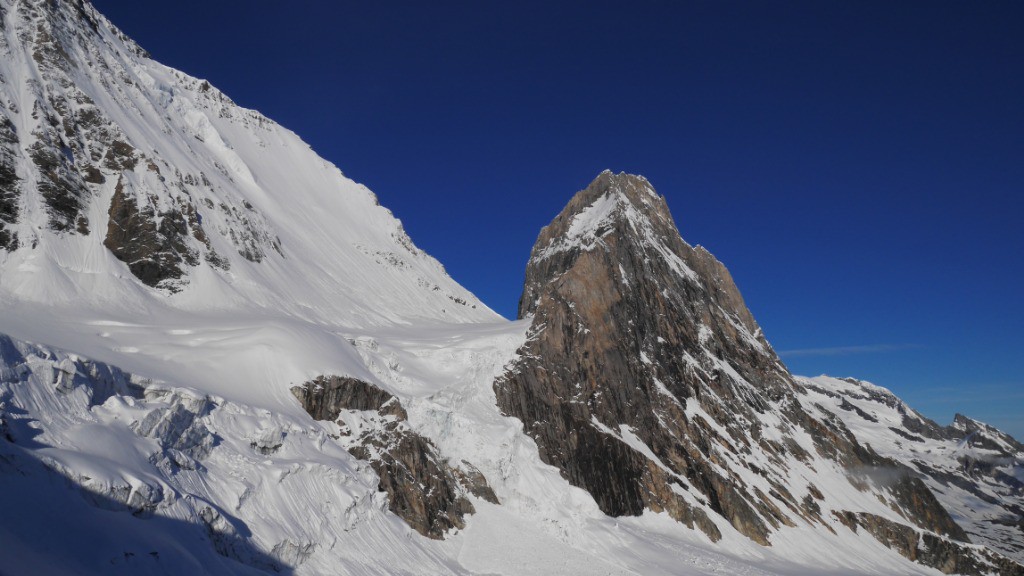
(0, 326), (955, 576)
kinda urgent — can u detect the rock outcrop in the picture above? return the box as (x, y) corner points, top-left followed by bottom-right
(292, 376), (487, 539)
(0, 115), (21, 250)
(0, 0), (282, 291)
(496, 171), (1018, 572)
(103, 176), (201, 290)
(839, 512), (1024, 576)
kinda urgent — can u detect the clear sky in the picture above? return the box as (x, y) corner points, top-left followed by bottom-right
(91, 1), (1023, 439)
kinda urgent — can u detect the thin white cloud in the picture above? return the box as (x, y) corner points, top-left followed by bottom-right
(918, 384), (1024, 405)
(778, 344), (920, 358)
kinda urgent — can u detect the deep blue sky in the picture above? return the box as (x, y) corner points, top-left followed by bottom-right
(91, 1), (1023, 438)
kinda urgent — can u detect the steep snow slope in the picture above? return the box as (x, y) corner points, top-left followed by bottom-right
(0, 0), (490, 328)
(0, 0), (494, 412)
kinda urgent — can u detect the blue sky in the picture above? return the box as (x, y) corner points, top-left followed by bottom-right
(91, 1), (1023, 438)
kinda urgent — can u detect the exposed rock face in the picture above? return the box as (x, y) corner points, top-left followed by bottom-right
(0, 0), (282, 291)
(16, 0), (112, 237)
(452, 460), (500, 505)
(293, 375), (406, 421)
(888, 473), (969, 540)
(292, 376), (485, 539)
(28, 134), (92, 234)
(500, 172), (803, 542)
(103, 176), (201, 290)
(496, 171), (1018, 571)
(842, 512), (1024, 576)
(0, 116), (21, 250)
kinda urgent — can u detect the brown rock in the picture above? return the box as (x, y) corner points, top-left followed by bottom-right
(851, 512), (1023, 575)
(103, 176), (201, 290)
(0, 116), (20, 250)
(292, 376), (492, 539)
(496, 171), (978, 560)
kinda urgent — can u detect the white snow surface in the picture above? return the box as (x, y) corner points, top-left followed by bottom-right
(0, 1), (989, 575)
(0, 331), (949, 576)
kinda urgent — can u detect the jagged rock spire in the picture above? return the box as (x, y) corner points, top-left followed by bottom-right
(495, 172), (991, 572)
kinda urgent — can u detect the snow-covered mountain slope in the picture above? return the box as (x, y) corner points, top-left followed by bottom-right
(799, 375), (1024, 565)
(0, 0), (495, 415)
(1, 329), (970, 576)
(0, 327), (529, 576)
(1, 1), (1021, 575)
(0, 0), (489, 327)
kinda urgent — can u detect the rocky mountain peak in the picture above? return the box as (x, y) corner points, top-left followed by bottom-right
(501, 172), (813, 543)
(953, 413), (1024, 454)
(494, 173), (1022, 573)
(519, 171), (761, 341)
(537, 170), (668, 236)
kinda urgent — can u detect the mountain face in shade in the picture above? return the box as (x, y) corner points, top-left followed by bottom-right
(0, 1), (1021, 575)
(496, 171), (1022, 573)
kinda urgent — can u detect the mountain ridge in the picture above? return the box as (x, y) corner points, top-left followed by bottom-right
(497, 171), (1021, 573)
(0, 0), (492, 326)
